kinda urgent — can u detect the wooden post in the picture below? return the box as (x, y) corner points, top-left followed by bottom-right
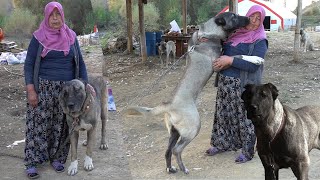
(139, 0), (147, 62)
(126, 0), (133, 53)
(293, 0), (302, 63)
(229, 0), (233, 12)
(182, 0), (187, 35)
(229, 0), (238, 13)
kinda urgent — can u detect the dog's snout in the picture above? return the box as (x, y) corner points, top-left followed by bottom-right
(68, 103), (75, 110)
(243, 17), (250, 26)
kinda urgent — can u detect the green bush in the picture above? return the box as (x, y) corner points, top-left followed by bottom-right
(4, 8), (37, 37)
(94, 6), (109, 28)
(165, 7), (182, 28)
(83, 12), (96, 34)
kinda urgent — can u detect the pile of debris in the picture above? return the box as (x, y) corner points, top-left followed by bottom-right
(0, 41), (24, 53)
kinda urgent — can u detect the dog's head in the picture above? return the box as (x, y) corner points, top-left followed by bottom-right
(157, 41), (166, 51)
(59, 79), (89, 117)
(197, 12), (250, 40)
(241, 83), (279, 125)
(300, 28), (304, 36)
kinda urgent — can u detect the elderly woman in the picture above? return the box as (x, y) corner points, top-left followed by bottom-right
(24, 1), (88, 179)
(206, 5), (268, 164)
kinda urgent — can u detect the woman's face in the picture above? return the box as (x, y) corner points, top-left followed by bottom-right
(48, 8), (63, 30)
(245, 12), (261, 31)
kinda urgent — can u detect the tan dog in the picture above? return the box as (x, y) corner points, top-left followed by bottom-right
(158, 40), (176, 68)
(59, 76), (108, 176)
(165, 40), (176, 68)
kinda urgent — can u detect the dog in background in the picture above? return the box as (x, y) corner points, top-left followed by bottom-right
(300, 29), (317, 52)
(59, 76), (108, 176)
(241, 83), (320, 180)
(157, 40), (176, 68)
(157, 40), (166, 64)
(124, 12), (250, 174)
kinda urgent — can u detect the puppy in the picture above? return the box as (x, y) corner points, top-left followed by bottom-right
(59, 76), (108, 176)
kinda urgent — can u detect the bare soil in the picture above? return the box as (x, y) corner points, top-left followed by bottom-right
(1, 31), (320, 179)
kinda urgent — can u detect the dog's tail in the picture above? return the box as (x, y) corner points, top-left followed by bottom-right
(124, 104), (168, 118)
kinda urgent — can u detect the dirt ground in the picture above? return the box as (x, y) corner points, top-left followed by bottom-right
(1, 31), (320, 180)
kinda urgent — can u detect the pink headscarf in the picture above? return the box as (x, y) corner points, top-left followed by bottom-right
(33, 1), (76, 57)
(225, 5), (266, 46)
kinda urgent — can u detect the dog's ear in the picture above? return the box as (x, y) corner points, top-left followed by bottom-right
(241, 84), (254, 103)
(214, 17), (226, 26)
(266, 83), (278, 100)
(189, 31), (198, 46)
(86, 83), (96, 97)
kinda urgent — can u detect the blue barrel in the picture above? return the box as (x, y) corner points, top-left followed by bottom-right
(156, 31), (163, 43)
(145, 32), (156, 56)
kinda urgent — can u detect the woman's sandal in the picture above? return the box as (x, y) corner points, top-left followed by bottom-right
(205, 147), (221, 156)
(51, 160), (65, 173)
(235, 153), (251, 164)
(26, 167), (40, 179)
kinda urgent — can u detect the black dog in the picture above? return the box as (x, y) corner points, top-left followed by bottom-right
(241, 83), (320, 180)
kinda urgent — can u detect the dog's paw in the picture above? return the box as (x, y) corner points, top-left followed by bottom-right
(166, 166), (178, 173)
(84, 155), (94, 171)
(183, 168), (189, 174)
(99, 143), (108, 150)
(68, 160), (78, 176)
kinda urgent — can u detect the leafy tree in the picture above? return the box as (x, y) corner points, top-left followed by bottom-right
(4, 7), (37, 37)
(132, 2), (160, 34)
(61, 0), (93, 34)
(14, 0), (51, 15)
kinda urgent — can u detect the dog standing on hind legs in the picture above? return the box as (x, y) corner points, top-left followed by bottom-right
(124, 12), (250, 174)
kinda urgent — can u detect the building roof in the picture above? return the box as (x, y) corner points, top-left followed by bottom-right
(220, 0), (297, 29)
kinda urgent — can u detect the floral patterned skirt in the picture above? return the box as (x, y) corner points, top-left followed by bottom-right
(210, 74), (256, 159)
(24, 78), (69, 168)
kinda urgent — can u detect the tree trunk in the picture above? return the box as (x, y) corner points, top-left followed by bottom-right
(229, 0), (237, 13)
(182, 0), (187, 35)
(139, 0), (147, 62)
(126, 0), (133, 53)
(293, 0), (302, 63)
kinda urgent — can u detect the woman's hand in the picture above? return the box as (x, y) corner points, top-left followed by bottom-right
(26, 84), (38, 107)
(213, 55), (233, 71)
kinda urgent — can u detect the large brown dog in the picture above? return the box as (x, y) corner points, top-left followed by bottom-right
(59, 76), (108, 176)
(124, 12), (250, 174)
(241, 83), (320, 180)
